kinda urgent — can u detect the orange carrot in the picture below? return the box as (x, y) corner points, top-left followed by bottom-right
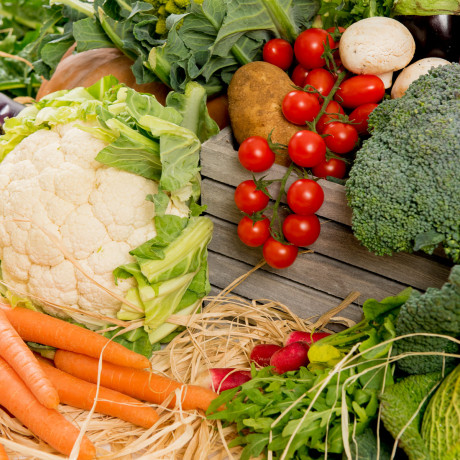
(0, 304), (149, 369)
(38, 358), (159, 429)
(0, 309), (59, 409)
(54, 350), (218, 412)
(0, 442), (8, 460)
(0, 357), (95, 460)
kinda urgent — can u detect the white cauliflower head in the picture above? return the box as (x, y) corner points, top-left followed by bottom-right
(0, 122), (185, 326)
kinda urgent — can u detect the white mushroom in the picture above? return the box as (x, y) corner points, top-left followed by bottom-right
(339, 17), (415, 89)
(391, 57), (451, 98)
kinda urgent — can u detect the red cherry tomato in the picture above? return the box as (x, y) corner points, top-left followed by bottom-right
(287, 179), (324, 215)
(323, 122), (359, 155)
(291, 64), (309, 87)
(294, 29), (336, 69)
(316, 100), (345, 133)
(335, 75), (385, 109)
(304, 68), (335, 98)
(282, 91), (320, 125)
(263, 38), (294, 70)
(326, 26), (346, 34)
(282, 214), (321, 247)
(238, 136), (275, 172)
(237, 216), (271, 247)
(288, 130), (326, 168)
(312, 158), (347, 179)
(234, 180), (269, 214)
(263, 237), (298, 269)
(348, 103), (379, 134)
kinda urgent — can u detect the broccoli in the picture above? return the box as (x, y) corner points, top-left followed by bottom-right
(346, 64), (460, 262)
(394, 264), (460, 374)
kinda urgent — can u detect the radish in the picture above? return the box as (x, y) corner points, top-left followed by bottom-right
(270, 341), (310, 374)
(195, 368), (251, 393)
(285, 331), (331, 346)
(250, 344), (282, 367)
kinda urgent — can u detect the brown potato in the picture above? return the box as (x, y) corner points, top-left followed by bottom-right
(228, 61), (302, 164)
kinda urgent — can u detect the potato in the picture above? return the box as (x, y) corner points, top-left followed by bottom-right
(228, 61), (302, 164)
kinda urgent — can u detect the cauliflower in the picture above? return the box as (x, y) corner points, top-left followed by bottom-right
(0, 77), (218, 337)
(0, 122), (189, 326)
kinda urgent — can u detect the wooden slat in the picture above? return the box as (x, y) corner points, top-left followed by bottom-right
(202, 179), (451, 291)
(207, 251), (364, 323)
(201, 127), (352, 225)
(207, 216), (409, 305)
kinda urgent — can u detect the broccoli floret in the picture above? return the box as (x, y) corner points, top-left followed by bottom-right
(145, 0), (194, 36)
(346, 64), (460, 261)
(393, 264), (460, 374)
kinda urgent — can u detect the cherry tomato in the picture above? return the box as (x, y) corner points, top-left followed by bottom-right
(323, 122), (359, 155)
(326, 26), (346, 34)
(316, 100), (345, 133)
(287, 179), (324, 215)
(283, 214), (321, 247)
(263, 38), (294, 70)
(282, 91), (320, 125)
(288, 130), (326, 168)
(237, 216), (271, 247)
(234, 180), (269, 214)
(238, 136), (275, 172)
(312, 158), (347, 179)
(294, 29), (335, 69)
(348, 103), (379, 134)
(263, 237), (298, 269)
(335, 75), (385, 109)
(304, 68), (335, 98)
(291, 64), (309, 87)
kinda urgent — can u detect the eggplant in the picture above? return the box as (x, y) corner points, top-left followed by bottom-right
(0, 93), (25, 127)
(398, 15), (460, 62)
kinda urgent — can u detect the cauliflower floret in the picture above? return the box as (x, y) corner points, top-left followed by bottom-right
(0, 122), (181, 324)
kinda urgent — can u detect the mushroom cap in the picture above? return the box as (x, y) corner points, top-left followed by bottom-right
(391, 58), (451, 98)
(339, 17), (415, 75)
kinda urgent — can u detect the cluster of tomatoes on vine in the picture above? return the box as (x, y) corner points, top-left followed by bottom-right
(235, 27), (386, 270)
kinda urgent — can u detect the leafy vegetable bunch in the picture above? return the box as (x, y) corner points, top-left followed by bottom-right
(0, 76), (218, 357)
(0, 0), (69, 97)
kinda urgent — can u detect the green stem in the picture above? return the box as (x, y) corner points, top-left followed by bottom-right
(312, 70), (347, 133)
(50, 0), (94, 17)
(270, 162), (295, 239)
(0, 9), (40, 29)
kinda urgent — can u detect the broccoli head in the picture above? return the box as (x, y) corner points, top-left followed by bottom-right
(346, 64), (460, 261)
(393, 264), (460, 374)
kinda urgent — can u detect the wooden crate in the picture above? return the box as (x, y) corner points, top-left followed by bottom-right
(201, 128), (453, 322)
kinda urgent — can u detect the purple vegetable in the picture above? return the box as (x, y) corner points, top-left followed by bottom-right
(0, 93), (25, 127)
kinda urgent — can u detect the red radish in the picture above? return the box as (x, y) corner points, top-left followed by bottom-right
(270, 342), (310, 374)
(250, 344), (282, 367)
(195, 368), (251, 393)
(285, 331), (331, 346)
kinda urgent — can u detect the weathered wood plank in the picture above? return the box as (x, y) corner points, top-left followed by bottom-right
(202, 179), (451, 291)
(207, 216), (409, 305)
(207, 251), (364, 323)
(201, 127), (352, 225)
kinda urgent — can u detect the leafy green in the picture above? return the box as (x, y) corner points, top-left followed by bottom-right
(103, 326), (160, 357)
(380, 372), (442, 460)
(148, 0), (319, 95)
(422, 365), (460, 460)
(347, 428), (391, 460)
(116, 216), (212, 341)
(207, 364), (385, 458)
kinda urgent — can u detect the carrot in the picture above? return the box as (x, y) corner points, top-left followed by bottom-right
(0, 357), (95, 460)
(0, 309), (59, 409)
(38, 358), (159, 429)
(54, 350), (218, 412)
(0, 304), (149, 369)
(0, 442), (8, 460)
